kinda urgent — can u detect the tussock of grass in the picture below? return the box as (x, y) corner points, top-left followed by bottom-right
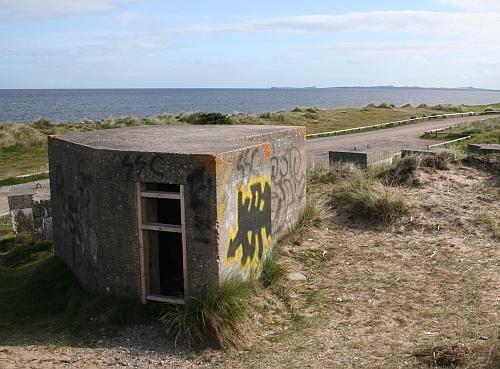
(0, 123), (46, 149)
(375, 156), (420, 187)
(331, 173), (408, 223)
(259, 251), (286, 288)
(259, 111), (288, 122)
(308, 162), (361, 184)
(160, 276), (252, 349)
(284, 196), (329, 243)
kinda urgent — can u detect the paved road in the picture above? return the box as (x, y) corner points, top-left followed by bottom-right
(306, 114), (498, 165)
(0, 114), (498, 217)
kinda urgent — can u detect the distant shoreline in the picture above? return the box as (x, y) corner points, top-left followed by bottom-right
(2, 87), (500, 123)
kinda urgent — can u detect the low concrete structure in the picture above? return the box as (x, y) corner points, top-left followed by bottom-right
(49, 125), (306, 303)
(401, 148), (454, 158)
(7, 180), (52, 241)
(468, 144), (500, 155)
(329, 149), (399, 168)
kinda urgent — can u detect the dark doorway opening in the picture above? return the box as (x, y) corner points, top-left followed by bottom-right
(140, 182), (185, 303)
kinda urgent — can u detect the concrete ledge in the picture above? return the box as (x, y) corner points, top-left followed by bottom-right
(401, 148), (454, 158)
(329, 149), (399, 168)
(468, 144), (500, 155)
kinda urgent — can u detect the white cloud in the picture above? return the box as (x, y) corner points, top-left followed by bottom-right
(172, 10), (500, 42)
(0, 0), (135, 18)
(435, 0), (500, 11)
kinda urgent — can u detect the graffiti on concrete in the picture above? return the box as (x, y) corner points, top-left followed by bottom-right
(55, 163), (97, 270)
(122, 154), (166, 179)
(226, 177), (272, 270)
(186, 168), (211, 244)
(236, 147), (260, 178)
(270, 147), (305, 236)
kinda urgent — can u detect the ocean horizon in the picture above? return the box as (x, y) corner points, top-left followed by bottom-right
(2, 87), (500, 123)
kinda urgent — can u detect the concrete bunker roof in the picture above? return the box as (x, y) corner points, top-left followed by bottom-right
(54, 125), (302, 154)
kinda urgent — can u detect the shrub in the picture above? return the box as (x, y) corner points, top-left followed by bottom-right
(418, 103), (428, 108)
(330, 174), (408, 223)
(160, 276), (252, 348)
(291, 107), (304, 112)
(305, 107), (319, 113)
(376, 102), (394, 109)
(179, 112), (232, 125)
(259, 251), (286, 288)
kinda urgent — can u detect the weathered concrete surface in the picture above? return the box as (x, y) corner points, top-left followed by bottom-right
(49, 125), (306, 300)
(401, 148), (455, 157)
(308, 114), (500, 165)
(329, 149), (399, 168)
(468, 144), (500, 155)
(6, 180), (52, 240)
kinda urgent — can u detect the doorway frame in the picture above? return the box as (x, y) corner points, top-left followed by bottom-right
(136, 182), (188, 304)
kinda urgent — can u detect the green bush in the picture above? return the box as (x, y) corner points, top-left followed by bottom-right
(160, 276), (252, 348)
(330, 174), (408, 223)
(179, 112), (232, 125)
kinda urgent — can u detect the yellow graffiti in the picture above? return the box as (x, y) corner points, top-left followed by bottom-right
(225, 176), (272, 271)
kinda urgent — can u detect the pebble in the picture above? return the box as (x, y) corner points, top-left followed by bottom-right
(287, 272), (307, 282)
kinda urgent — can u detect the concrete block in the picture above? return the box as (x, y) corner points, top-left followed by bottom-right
(329, 149), (399, 168)
(49, 125), (306, 302)
(468, 144), (500, 155)
(7, 180), (52, 240)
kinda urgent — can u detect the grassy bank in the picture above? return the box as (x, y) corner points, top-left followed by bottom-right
(0, 224), (162, 345)
(1, 103), (499, 179)
(422, 116), (500, 151)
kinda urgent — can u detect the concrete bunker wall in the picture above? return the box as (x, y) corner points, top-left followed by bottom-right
(49, 140), (219, 299)
(49, 125), (306, 301)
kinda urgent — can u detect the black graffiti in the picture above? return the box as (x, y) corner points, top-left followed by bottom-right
(55, 162), (96, 270)
(121, 154), (165, 179)
(186, 168), (211, 244)
(227, 181), (271, 267)
(271, 147), (305, 236)
(236, 147), (260, 178)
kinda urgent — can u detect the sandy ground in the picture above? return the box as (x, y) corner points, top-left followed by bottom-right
(1, 162), (498, 368)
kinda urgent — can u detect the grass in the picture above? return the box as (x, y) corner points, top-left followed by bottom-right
(473, 213), (500, 240)
(0, 230), (161, 344)
(0, 172), (49, 186)
(308, 162), (361, 185)
(284, 196), (329, 242)
(423, 116), (500, 152)
(2, 103), (498, 178)
(160, 275), (253, 349)
(330, 172), (408, 223)
(259, 251), (286, 288)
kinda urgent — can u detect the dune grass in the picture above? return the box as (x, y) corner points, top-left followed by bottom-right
(330, 172), (408, 223)
(1, 103), (498, 178)
(160, 275), (253, 349)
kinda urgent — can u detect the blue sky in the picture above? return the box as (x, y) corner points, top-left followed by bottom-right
(1, 0), (499, 89)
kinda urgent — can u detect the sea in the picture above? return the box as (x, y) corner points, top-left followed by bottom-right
(1, 88), (500, 123)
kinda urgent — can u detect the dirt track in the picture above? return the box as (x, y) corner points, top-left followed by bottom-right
(0, 114), (498, 217)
